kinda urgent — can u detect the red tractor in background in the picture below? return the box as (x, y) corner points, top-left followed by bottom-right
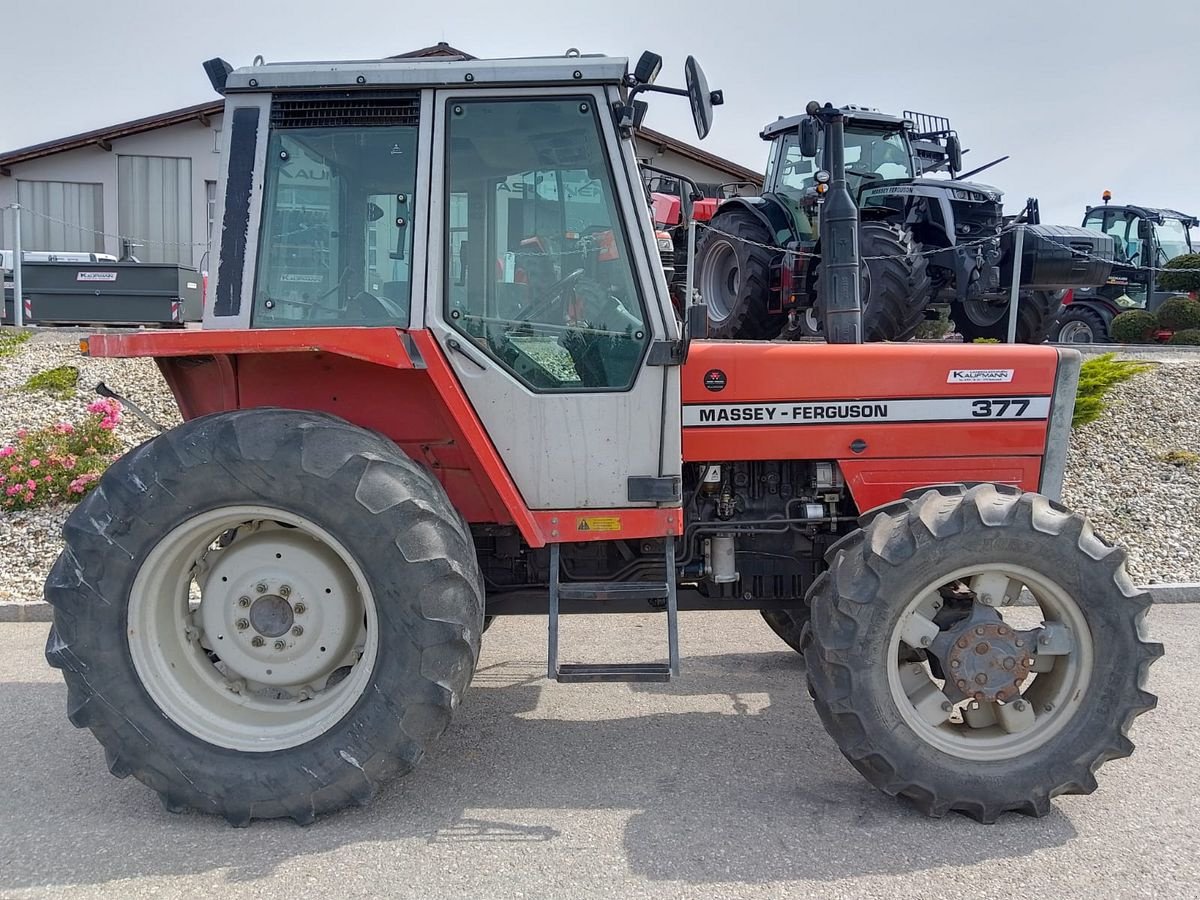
(44, 50), (1158, 828)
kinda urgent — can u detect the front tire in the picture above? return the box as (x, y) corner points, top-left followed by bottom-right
(44, 409), (484, 825)
(1051, 303), (1109, 343)
(804, 483), (1161, 822)
(696, 208), (785, 339)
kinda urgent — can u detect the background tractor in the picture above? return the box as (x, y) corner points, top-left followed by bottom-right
(1052, 194), (1198, 343)
(44, 50), (1158, 828)
(694, 107), (1112, 342)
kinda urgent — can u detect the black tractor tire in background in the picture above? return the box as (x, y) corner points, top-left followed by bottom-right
(804, 483), (1162, 822)
(952, 290), (1064, 343)
(695, 208), (786, 339)
(44, 409), (484, 825)
(813, 223), (932, 342)
(761, 608), (810, 654)
(1049, 303), (1110, 344)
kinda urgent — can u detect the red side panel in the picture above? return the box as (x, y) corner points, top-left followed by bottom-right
(650, 192), (681, 226)
(680, 341), (1060, 511)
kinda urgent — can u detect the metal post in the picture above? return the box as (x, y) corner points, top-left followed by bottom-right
(1006, 224), (1025, 344)
(10, 204), (23, 328)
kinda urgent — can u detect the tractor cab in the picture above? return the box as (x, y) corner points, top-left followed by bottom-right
(1079, 200), (1196, 308)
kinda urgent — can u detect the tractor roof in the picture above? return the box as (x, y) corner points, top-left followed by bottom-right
(1087, 203), (1198, 226)
(760, 107), (906, 140)
(223, 54), (629, 93)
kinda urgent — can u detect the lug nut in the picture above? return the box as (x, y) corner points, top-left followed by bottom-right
(1013, 700), (1027, 712)
(950, 660), (960, 669)
(919, 636), (931, 647)
(293, 602), (306, 615)
(995, 689), (1008, 702)
(1039, 633), (1050, 645)
(292, 625), (304, 637)
(251, 636), (265, 647)
(1043, 702), (1055, 712)
(235, 618), (250, 631)
(941, 701), (953, 712)
(975, 642), (990, 654)
(279, 585), (292, 598)
(1015, 639), (1025, 648)
(256, 583), (267, 594)
(273, 640), (287, 651)
(974, 673), (988, 685)
(956, 679), (967, 689)
(238, 596), (251, 608)
(1003, 657), (1016, 670)
(975, 626), (986, 636)
(957, 637), (969, 649)
(997, 624), (1009, 635)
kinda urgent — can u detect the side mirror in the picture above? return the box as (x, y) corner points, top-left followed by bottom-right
(798, 117), (820, 158)
(945, 134), (963, 173)
(686, 300), (708, 341)
(634, 51), (663, 85)
(684, 56), (714, 140)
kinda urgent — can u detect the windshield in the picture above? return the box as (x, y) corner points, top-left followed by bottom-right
(253, 119), (418, 328)
(1155, 217), (1193, 262)
(773, 125), (913, 200)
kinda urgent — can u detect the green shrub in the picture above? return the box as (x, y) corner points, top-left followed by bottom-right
(971, 337), (1001, 344)
(915, 306), (951, 340)
(22, 365), (79, 400)
(0, 329), (31, 358)
(1159, 449), (1200, 468)
(1156, 296), (1200, 331)
(1157, 253), (1200, 295)
(1167, 328), (1200, 345)
(1110, 310), (1158, 343)
(1, 398), (123, 511)
(1072, 353), (1153, 428)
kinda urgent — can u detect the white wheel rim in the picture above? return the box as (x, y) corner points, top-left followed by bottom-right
(699, 240), (739, 322)
(127, 505), (380, 752)
(886, 564), (1093, 761)
(1059, 320), (1095, 343)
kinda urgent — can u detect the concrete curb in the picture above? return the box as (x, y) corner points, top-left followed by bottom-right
(4, 583), (1200, 624)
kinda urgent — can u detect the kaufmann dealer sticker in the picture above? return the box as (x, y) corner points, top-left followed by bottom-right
(76, 271), (118, 282)
(948, 368), (1014, 383)
(683, 396), (1050, 427)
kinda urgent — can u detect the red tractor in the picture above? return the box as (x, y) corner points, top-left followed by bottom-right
(46, 51), (1159, 826)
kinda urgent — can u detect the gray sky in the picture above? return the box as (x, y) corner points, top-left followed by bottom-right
(1, 0), (1196, 225)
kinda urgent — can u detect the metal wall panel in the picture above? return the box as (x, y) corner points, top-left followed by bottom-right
(117, 155), (193, 264)
(15, 181), (104, 252)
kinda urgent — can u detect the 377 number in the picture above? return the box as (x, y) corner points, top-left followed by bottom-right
(971, 399), (1030, 418)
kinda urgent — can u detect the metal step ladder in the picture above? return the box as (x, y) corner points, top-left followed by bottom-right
(547, 536), (679, 683)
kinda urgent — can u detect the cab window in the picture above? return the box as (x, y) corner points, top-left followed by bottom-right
(444, 97), (649, 392)
(252, 98), (419, 328)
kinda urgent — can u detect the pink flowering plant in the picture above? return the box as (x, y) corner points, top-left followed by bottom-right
(0, 398), (123, 511)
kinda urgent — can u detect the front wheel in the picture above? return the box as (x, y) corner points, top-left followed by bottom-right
(1050, 303), (1109, 343)
(804, 483), (1161, 822)
(952, 290), (1064, 343)
(45, 409), (484, 825)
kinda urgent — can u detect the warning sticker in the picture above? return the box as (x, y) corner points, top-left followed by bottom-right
(577, 516), (621, 532)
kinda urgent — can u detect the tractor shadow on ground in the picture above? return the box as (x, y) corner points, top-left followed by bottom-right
(0, 644), (1078, 892)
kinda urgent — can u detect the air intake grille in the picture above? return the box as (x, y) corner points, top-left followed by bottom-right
(270, 92), (420, 129)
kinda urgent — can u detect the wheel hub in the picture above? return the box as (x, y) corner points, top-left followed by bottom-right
(249, 594), (294, 638)
(939, 620), (1033, 704)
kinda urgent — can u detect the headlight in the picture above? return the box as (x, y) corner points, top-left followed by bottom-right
(656, 233), (674, 252)
(952, 188), (987, 202)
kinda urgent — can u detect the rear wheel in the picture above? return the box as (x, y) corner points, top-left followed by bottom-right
(45, 409), (484, 825)
(696, 208), (785, 339)
(1051, 304), (1109, 343)
(952, 290), (1064, 343)
(804, 483), (1161, 822)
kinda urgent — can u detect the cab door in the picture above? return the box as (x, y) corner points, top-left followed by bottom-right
(422, 87), (680, 510)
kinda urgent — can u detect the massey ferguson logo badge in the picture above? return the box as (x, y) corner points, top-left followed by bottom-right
(948, 368), (1014, 384)
(703, 369), (727, 392)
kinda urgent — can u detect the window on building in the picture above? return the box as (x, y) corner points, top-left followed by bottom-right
(15, 181), (104, 253)
(205, 180), (218, 270)
(118, 156), (194, 265)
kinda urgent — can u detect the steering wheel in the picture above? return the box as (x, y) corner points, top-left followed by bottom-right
(514, 268), (586, 324)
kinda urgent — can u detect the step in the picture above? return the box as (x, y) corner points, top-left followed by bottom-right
(555, 662), (673, 683)
(557, 581), (670, 602)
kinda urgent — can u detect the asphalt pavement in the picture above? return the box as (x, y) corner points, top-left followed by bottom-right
(1, 608), (1196, 899)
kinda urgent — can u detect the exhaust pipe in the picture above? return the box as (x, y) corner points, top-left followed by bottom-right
(811, 101), (862, 345)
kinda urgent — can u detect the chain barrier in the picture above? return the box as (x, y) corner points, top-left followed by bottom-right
(8, 205), (210, 248)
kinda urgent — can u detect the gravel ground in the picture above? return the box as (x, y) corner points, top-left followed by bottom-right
(1, 331), (1198, 601)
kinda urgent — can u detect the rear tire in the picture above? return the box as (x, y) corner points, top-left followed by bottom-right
(696, 208), (785, 339)
(760, 608), (809, 654)
(1050, 303), (1109, 343)
(44, 409), (484, 825)
(804, 483), (1161, 822)
(952, 290), (1063, 343)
